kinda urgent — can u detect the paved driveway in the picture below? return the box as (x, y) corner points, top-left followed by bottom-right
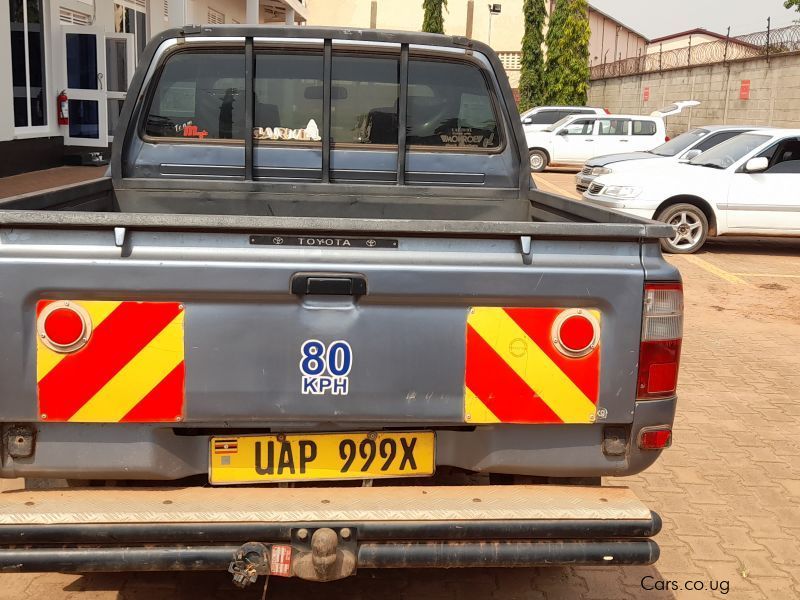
(1, 171), (798, 599)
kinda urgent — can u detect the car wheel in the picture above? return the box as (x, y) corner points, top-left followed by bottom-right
(528, 149), (548, 173)
(657, 203), (709, 254)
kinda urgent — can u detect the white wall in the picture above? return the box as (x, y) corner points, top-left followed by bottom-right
(0, 0), (14, 141)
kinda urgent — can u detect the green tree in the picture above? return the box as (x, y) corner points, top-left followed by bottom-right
(518, 0), (548, 111)
(422, 0), (447, 34)
(543, 0), (591, 105)
(785, 0), (800, 12)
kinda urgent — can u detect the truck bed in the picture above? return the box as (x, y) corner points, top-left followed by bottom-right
(0, 176), (673, 239)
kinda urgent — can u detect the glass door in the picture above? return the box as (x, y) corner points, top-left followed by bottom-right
(62, 26), (107, 147)
(105, 32), (134, 141)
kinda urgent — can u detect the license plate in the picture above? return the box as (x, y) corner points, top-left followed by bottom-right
(209, 431), (435, 485)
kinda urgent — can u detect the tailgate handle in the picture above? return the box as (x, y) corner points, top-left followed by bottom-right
(291, 273), (368, 296)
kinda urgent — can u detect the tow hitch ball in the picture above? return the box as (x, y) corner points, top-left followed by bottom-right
(229, 528), (357, 587)
(228, 542), (270, 588)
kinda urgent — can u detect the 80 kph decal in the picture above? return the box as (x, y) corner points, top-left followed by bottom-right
(300, 340), (352, 395)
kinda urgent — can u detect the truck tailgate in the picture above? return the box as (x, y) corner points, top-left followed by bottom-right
(0, 226), (645, 426)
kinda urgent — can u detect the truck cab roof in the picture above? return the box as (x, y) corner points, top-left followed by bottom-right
(107, 25), (539, 220)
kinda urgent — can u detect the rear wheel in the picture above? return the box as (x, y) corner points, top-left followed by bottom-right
(657, 203), (709, 254)
(528, 149), (548, 173)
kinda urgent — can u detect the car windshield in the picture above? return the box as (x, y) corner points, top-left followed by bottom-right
(543, 116), (574, 132)
(651, 129), (708, 156)
(688, 133), (771, 169)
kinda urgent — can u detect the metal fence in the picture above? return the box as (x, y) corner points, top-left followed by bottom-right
(590, 23), (800, 80)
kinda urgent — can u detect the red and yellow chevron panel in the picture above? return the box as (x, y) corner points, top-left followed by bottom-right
(36, 300), (185, 423)
(465, 307), (601, 424)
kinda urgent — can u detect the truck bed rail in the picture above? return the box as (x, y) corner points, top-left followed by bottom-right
(0, 209), (674, 239)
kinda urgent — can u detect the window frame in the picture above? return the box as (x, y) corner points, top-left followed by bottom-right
(139, 45), (248, 146)
(528, 109), (563, 125)
(759, 136), (800, 172)
(405, 54), (505, 155)
(137, 45), (506, 155)
(631, 119), (658, 136)
(329, 49), (401, 151)
(560, 118), (596, 136)
(596, 118), (631, 136)
(252, 47), (325, 149)
(10, 0), (50, 134)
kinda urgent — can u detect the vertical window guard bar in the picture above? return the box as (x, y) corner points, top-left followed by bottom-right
(397, 43), (409, 186)
(322, 39), (333, 184)
(244, 37), (254, 181)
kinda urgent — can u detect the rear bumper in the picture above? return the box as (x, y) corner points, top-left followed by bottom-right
(0, 398), (677, 481)
(0, 540), (660, 573)
(0, 484), (660, 573)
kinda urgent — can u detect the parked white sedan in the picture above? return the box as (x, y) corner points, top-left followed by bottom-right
(582, 129), (800, 253)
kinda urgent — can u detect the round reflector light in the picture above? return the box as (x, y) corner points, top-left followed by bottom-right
(37, 302), (92, 353)
(553, 309), (599, 358)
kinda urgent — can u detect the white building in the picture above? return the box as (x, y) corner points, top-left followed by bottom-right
(0, 0), (307, 176)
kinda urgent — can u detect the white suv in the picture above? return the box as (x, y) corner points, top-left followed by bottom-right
(526, 114), (666, 172)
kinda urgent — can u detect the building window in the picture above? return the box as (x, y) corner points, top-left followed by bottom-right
(9, 0), (47, 128)
(114, 2), (147, 59)
(497, 52), (521, 71)
(207, 8), (225, 24)
(59, 7), (91, 26)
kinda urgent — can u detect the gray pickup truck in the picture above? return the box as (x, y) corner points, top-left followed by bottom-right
(0, 26), (681, 586)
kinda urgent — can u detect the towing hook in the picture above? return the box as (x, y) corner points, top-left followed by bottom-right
(293, 527), (357, 582)
(228, 542), (270, 589)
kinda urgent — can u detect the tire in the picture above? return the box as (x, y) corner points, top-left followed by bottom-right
(528, 149), (548, 173)
(656, 203), (709, 254)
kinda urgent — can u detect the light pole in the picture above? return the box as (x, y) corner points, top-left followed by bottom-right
(487, 3), (501, 47)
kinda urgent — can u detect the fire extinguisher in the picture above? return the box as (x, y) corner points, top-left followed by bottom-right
(57, 90), (69, 126)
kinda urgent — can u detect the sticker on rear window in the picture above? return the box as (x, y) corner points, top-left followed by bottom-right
(300, 339), (352, 396)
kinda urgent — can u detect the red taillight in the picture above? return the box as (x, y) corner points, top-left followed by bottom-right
(665, 136), (670, 142)
(553, 309), (599, 358)
(37, 302), (92, 353)
(44, 308), (84, 346)
(638, 427), (672, 450)
(604, 107), (610, 114)
(637, 283), (683, 399)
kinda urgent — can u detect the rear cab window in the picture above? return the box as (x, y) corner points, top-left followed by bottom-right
(137, 43), (509, 185)
(145, 51), (246, 141)
(407, 59), (500, 150)
(331, 54), (399, 145)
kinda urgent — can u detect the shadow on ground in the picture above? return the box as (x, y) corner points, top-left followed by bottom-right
(61, 565), (676, 599)
(703, 236), (800, 256)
